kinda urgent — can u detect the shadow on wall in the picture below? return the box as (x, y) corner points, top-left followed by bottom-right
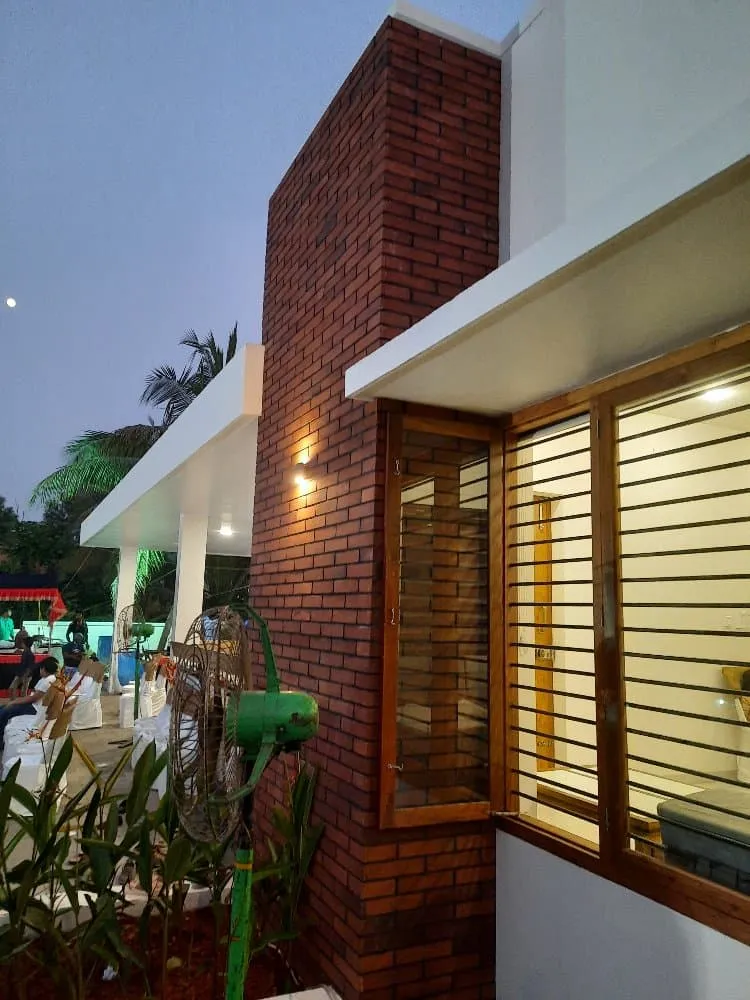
(495, 834), (750, 1000)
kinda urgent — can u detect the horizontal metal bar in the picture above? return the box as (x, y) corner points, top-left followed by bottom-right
(514, 750), (598, 776)
(511, 724), (597, 754)
(619, 392), (750, 441)
(619, 427), (750, 468)
(509, 601), (593, 608)
(623, 650), (750, 669)
(513, 790), (601, 833)
(622, 625), (750, 639)
(619, 456), (750, 491)
(508, 488), (591, 511)
(513, 621), (593, 632)
(509, 467), (591, 493)
(509, 556), (591, 568)
(513, 768), (599, 802)
(621, 543), (750, 559)
(620, 514), (750, 538)
(622, 573), (750, 582)
(622, 601), (750, 609)
(626, 726), (750, 760)
(619, 485), (750, 514)
(509, 579), (594, 587)
(628, 777), (750, 826)
(511, 641), (594, 656)
(625, 676), (744, 698)
(508, 419), (591, 455)
(508, 533), (592, 548)
(512, 682), (596, 702)
(626, 753), (750, 792)
(508, 663), (595, 680)
(514, 704), (595, 727)
(512, 511), (593, 529)
(511, 443), (591, 474)
(625, 701), (746, 729)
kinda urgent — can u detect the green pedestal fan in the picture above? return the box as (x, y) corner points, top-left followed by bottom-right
(169, 607), (319, 1000)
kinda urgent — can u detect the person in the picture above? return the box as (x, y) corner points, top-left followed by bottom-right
(0, 609), (14, 643)
(13, 624), (30, 649)
(0, 656), (57, 752)
(66, 614), (88, 647)
(8, 635), (36, 698)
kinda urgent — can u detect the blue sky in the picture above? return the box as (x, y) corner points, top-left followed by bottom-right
(1, 0), (525, 513)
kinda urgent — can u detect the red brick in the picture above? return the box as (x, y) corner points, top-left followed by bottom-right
(251, 14), (500, 1000)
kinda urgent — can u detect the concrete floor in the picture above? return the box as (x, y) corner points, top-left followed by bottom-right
(67, 693), (136, 796)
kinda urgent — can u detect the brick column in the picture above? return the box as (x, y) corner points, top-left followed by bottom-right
(250, 18), (501, 1000)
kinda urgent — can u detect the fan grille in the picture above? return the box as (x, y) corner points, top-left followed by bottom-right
(170, 607), (250, 842)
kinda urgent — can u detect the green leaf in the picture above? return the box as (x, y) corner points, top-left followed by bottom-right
(163, 838), (193, 886)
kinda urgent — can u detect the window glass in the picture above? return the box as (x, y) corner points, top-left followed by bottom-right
(395, 427), (489, 809)
(617, 365), (750, 876)
(507, 416), (598, 847)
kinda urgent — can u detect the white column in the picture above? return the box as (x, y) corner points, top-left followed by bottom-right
(172, 514), (208, 645)
(111, 546), (137, 694)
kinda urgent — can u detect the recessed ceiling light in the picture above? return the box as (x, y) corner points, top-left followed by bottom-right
(5, 297), (16, 309)
(219, 523), (234, 536)
(702, 386), (734, 403)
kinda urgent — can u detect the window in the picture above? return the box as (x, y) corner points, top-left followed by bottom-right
(381, 415), (492, 826)
(506, 416), (598, 847)
(498, 328), (750, 944)
(616, 364), (750, 871)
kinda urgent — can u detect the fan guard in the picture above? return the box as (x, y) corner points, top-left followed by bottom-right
(169, 606), (250, 843)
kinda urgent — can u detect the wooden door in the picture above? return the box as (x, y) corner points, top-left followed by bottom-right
(534, 497), (555, 770)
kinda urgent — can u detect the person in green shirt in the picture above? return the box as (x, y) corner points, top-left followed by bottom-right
(0, 609), (15, 643)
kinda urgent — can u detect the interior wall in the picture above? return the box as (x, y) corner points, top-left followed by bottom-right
(496, 832), (750, 1000)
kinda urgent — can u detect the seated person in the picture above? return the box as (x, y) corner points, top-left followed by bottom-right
(13, 625), (30, 650)
(0, 657), (57, 752)
(0, 608), (15, 647)
(8, 636), (37, 697)
(62, 632), (86, 668)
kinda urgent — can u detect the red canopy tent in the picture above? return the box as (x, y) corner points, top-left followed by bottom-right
(0, 573), (68, 625)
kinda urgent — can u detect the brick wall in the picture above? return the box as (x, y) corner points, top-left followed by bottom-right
(250, 17), (500, 1000)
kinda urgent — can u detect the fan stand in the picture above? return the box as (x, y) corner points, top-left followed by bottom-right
(133, 634), (143, 720)
(226, 790), (255, 1000)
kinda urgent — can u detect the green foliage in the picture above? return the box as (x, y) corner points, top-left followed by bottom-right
(253, 764), (324, 976)
(141, 324), (239, 426)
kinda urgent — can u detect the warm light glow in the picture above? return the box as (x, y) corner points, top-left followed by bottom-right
(219, 523), (234, 537)
(295, 473), (315, 496)
(702, 386), (734, 403)
(5, 297), (16, 309)
(297, 448), (311, 465)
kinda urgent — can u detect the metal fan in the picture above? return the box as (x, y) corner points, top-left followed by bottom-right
(114, 603), (154, 716)
(170, 606), (319, 1000)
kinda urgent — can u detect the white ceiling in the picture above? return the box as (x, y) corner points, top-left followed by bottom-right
(345, 104), (750, 416)
(80, 345), (264, 556)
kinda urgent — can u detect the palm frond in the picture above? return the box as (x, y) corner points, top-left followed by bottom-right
(110, 548), (167, 605)
(141, 364), (200, 425)
(31, 425), (163, 509)
(226, 323), (238, 364)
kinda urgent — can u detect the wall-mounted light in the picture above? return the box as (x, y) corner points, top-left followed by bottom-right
(219, 523), (234, 537)
(292, 450), (317, 496)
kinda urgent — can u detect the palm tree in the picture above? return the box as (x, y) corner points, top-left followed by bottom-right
(141, 324), (238, 425)
(30, 326), (239, 598)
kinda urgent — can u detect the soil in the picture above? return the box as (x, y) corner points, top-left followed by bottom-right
(10, 906), (286, 1000)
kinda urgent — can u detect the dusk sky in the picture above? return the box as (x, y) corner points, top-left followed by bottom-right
(1, 1), (524, 515)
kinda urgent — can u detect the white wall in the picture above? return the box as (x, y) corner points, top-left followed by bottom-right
(496, 832), (750, 1000)
(508, 0), (750, 253)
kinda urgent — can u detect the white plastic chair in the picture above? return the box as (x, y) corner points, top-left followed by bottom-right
(69, 672), (103, 731)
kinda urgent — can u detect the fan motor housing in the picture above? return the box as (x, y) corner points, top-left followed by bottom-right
(226, 689), (319, 758)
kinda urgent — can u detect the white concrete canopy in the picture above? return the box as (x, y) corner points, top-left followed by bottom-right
(345, 101), (750, 414)
(81, 344), (264, 557)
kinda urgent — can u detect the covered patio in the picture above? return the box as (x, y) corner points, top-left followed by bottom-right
(79, 344), (264, 687)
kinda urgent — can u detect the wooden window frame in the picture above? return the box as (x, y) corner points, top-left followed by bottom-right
(380, 411), (502, 828)
(496, 320), (750, 947)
